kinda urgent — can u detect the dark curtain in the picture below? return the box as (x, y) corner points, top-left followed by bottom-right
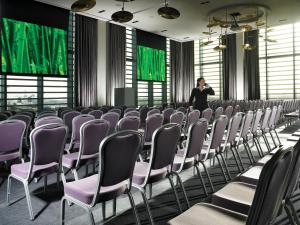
(244, 30), (260, 100)
(106, 23), (126, 106)
(75, 14), (97, 107)
(171, 40), (194, 103)
(222, 34), (237, 100)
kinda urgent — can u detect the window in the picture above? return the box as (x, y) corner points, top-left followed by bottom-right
(259, 23), (300, 100)
(194, 36), (223, 100)
(2, 13), (75, 111)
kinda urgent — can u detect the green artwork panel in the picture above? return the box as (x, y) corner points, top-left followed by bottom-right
(1, 18), (67, 76)
(137, 45), (166, 82)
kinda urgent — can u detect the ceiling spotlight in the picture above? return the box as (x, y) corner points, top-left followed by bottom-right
(71, 0), (96, 12)
(158, 0), (180, 19)
(243, 43), (256, 51)
(213, 44), (226, 52)
(111, 0), (133, 23)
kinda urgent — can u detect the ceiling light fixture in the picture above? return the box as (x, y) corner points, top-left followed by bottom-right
(71, 0), (96, 12)
(111, 0), (133, 23)
(158, 0), (180, 19)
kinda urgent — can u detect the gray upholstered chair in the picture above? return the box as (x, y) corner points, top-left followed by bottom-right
(0, 112), (8, 121)
(162, 108), (175, 124)
(88, 110), (103, 119)
(143, 114), (164, 146)
(147, 108), (160, 117)
(170, 111), (185, 128)
(183, 110), (200, 137)
(61, 130), (143, 225)
(35, 116), (63, 127)
(9, 114), (32, 149)
(214, 106), (224, 120)
(117, 116), (140, 131)
(101, 112), (120, 135)
(124, 110), (140, 118)
(224, 105), (234, 120)
(81, 108), (93, 114)
(7, 123), (67, 220)
(63, 111), (81, 139)
(201, 108), (213, 123)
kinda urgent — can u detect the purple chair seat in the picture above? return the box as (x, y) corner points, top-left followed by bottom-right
(11, 162), (58, 179)
(199, 147), (216, 160)
(211, 182), (256, 215)
(0, 151), (19, 161)
(256, 154), (272, 166)
(62, 152), (98, 168)
(64, 174), (126, 204)
(239, 166), (263, 185)
(133, 162), (167, 185)
(172, 154), (194, 172)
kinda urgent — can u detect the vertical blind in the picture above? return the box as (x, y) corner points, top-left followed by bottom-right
(194, 37), (223, 100)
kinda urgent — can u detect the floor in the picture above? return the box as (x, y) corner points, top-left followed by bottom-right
(0, 120), (299, 225)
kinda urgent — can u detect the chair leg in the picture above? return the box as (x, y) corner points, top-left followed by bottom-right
(245, 142), (256, 163)
(167, 175), (183, 213)
(220, 153), (232, 180)
(24, 181), (34, 220)
(44, 176), (47, 192)
(233, 146), (245, 171)
(274, 129), (282, 146)
(229, 146), (242, 173)
(85, 207), (96, 225)
(127, 192), (141, 225)
(284, 204), (298, 225)
(262, 134), (272, 152)
(113, 198), (117, 217)
(269, 131), (277, 148)
(6, 175), (12, 205)
(253, 138), (264, 157)
(215, 155), (228, 183)
(199, 161), (215, 192)
(102, 202), (106, 220)
(73, 169), (79, 180)
(139, 187), (155, 225)
(85, 165), (89, 177)
(172, 172), (190, 208)
(57, 172), (60, 189)
(61, 197), (66, 225)
(149, 183), (153, 199)
(243, 143), (253, 164)
(194, 164), (208, 196)
(286, 198), (300, 225)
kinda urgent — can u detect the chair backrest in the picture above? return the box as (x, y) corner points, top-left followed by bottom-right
(8, 114), (32, 145)
(124, 108), (136, 114)
(58, 107), (72, 118)
(144, 114), (164, 142)
(92, 131), (142, 205)
(71, 114), (95, 143)
(124, 111), (140, 118)
(274, 104), (282, 127)
(239, 111), (254, 139)
(117, 116), (140, 131)
(268, 106), (277, 129)
(63, 111), (81, 134)
(101, 112), (120, 134)
(201, 108), (213, 123)
(251, 109), (263, 135)
(139, 106), (149, 126)
(147, 109), (160, 117)
(35, 116), (64, 127)
(185, 110), (200, 133)
(37, 111), (56, 120)
(0, 120), (26, 157)
(246, 148), (293, 225)
(233, 104), (241, 115)
(60, 109), (73, 119)
(0, 113), (8, 121)
(80, 108), (93, 114)
(209, 115), (228, 151)
(29, 124), (67, 177)
(88, 110), (103, 119)
(176, 107), (187, 114)
(108, 108), (122, 116)
(224, 112), (243, 145)
(170, 111), (185, 127)
(186, 119), (208, 158)
(162, 108), (175, 124)
(224, 105), (234, 119)
(261, 107), (272, 131)
(150, 124), (181, 170)
(78, 119), (109, 158)
(214, 106), (224, 119)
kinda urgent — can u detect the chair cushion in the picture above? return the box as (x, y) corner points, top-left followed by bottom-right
(168, 203), (247, 225)
(0, 151), (19, 162)
(172, 154), (194, 172)
(11, 162), (58, 179)
(256, 154), (272, 166)
(239, 166), (262, 185)
(212, 182), (256, 215)
(62, 152), (98, 168)
(133, 162), (167, 185)
(64, 174), (126, 204)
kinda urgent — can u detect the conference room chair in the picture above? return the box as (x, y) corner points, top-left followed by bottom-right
(108, 108), (122, 116)
(168, 147), (293, 225)
(63, 110), (81, 140)
(233, 105), (241, 116)
(214, 106), (224, 120)
(2, 110), (13, 117)
(143, 113), (164, 147)
(101, 112), (120, 135)
(132, 124), (182, 225)
(7, 123), (67, 220)
(147, 108), (160, 117)
(61, 130), (143, 225)
(201, 108), (213, 123)
(99, 106), (109, 114)
(219, 112), (244, 178)
(65, 114), (95, 153)
(17, 111), (35, 129)
(258, 107), (273, 154)
(117, 116), (140, 132)
(173, 118), (209, 200)
(81, 108), (93, 114)
(124, 107), (137, 114)
(60, 108), (73, 119)
(9, 114), (32, 149)
(88, 109), (103, 119)
(176, 106), (187, 114)
(182, 110), (200, 138)
(35, 116), (63, 128)
(58, 107), (72, 118)
(124, 110), (140, 118)
(273, 104), (283, 145)
(36, 110), (56, 120)
(0, 112), (8, 121)
(170, 111), (185, 128)
(224, 105), (234, 121)
(62, 119), (109, 181)
(139, 106), (149, 128)
(162, 108), (175, 124)
(0, 120), (26, 165)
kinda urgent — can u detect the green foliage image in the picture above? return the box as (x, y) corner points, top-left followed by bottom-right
(137, 45), (166, 82)
(1, 18), (67, 75)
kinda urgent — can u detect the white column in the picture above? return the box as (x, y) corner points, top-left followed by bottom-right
(97, 20), (108, 106)
(236, 32), (244, 100)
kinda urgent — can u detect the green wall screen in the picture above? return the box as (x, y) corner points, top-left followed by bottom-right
(137, 45), (166, 82)
(1, 18), (67, 76)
